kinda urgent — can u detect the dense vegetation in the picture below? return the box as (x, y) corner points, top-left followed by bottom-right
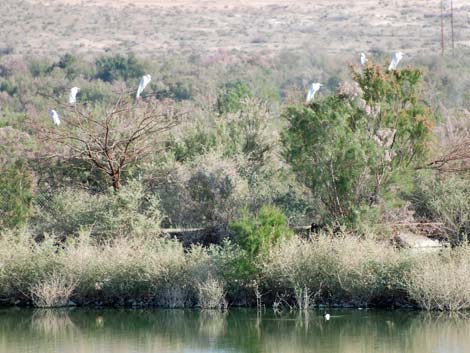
(0, 50), (469, 310)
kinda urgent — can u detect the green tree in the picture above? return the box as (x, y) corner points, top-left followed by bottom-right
(282, 63), (435, 226)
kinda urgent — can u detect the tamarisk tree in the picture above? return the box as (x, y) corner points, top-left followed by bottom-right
(40, 97), (181, 191)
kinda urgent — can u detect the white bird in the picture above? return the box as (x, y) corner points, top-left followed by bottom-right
(49, 109), (60, 126)
(388, 52), (403, 71)
(306, 82), (322, 103)
(136, 74), (152, 99)
(360, 53), (367, 66)
(69, 87), (80, 104)
(324, 313), (330, 321)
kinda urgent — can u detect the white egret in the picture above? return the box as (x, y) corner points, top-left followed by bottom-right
(49, 109), (60, 126)
(69, 86), (80, 104)
(360, 52), (367, 66)
(136, 74), (152, 99)
(324, 313), (330, 321)
(388, 52), (403, 71)
(306, 82), (322, 103)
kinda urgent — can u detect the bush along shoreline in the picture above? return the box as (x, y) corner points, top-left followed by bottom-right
(1, 227), (468, 311)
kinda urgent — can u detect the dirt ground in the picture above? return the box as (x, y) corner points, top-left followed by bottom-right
(1, 0), (469, 58)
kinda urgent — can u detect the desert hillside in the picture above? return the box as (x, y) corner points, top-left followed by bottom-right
(1, 0), (468, 57)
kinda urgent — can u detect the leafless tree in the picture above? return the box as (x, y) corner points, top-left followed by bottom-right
(38, 96), (181, 191)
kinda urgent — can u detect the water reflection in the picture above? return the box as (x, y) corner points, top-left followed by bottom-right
(0, 308), (468, 353)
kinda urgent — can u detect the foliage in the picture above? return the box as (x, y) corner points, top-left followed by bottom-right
(262, 234), (410, 306)
(230, 205), (293, 276)
(95, 54), (145, 83)
(405, 248), (470, 311)
(282, 63), (435, 226)
(410, 172), (470, 244)
(0, 160), (34, 229)
(216, 81), (253, 114)
(32, 180), (162, 239)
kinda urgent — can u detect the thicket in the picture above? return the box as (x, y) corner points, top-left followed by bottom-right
(0, 229), (470, 311)
(0, 50), (469, 310)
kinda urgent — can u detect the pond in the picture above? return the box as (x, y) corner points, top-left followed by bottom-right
(0, 308), (468, 353)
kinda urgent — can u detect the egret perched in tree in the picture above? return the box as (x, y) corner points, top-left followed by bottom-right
(360, 52), (367, 66)
(388, 52), (403, 71)
(49, 109), (60, 126)
(136, 74), (151, 99)
(324, 313), (330, 321)
(306, 82), (322, 103)
(69, 87), (80, 104)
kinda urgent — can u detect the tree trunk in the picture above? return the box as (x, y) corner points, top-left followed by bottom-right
(111, 173), (121, 191)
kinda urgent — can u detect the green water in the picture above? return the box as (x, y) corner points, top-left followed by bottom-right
(0, 308), (469, 353)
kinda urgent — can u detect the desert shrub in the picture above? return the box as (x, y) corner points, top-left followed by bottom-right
(30, 273), (77, 308)
(410, 173), (470, 244)
(405, 247), (470, 311)
(282, 63), (435, 226)
(216, 81), (253, 114)
(28, 58), (51, 77)
(172, 127), (218, 163)
(157, 152), (250, 227)
(32, 180), (162, 239)
(0, 80), (17, 96)
(76, 82), (116, 104)
(155, 81), (193, 101)
(0, 160), (34, 229)
(95, 54), (145, 83)
(43, 53), (87, 81)
(196, 277), (226, 309)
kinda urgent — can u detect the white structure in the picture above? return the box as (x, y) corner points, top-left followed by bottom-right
(306, 82), (322, 103)
(324, 313), (330, 321)
(360, 53), (367, 66)
(49, 109), (60, 126)
(69, 87), (80, 104)
(136, 74), (152, 99)
(388, 52), (403, 71)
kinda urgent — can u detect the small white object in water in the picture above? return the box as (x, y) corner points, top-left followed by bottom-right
(324, 313), (330, 320)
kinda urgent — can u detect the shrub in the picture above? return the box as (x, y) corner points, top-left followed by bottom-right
(410, 173), (470, 244)
(216, 81), (253, 114)
(30, 273), (77, 308)
(405, 248), (470, 311)
(230, 205), (293, 277)
(196, 277), (226, 309)
(0, 231), (59, 297)
(262, 234), (410, 306)
(95, 54), (145, 82)
(32, 180), (162, 239)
